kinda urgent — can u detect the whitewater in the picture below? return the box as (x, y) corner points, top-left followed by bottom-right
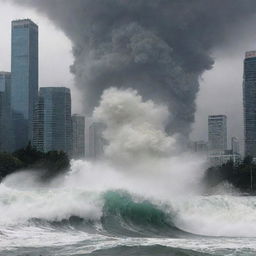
(1, 88), (256, 256)
(1, 160), (256, 256)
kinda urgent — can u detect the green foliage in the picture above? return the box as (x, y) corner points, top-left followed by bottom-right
(204, 158), (256, 192)
(0, 143), (70, 182)
(13, 142), (44, 165)
(0, 152), (23, 179)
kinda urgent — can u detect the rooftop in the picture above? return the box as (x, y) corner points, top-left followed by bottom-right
(12, 19), (38, 28)
(245, 51), (256, 59)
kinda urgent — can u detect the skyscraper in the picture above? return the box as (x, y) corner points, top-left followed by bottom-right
(208, 115), (227, 154)
(0, 72), (12, 152)
(11, 19), (38, 150)
(88, 122), (105, 159)
(72, 114), (85, 158)
(32, 87), (72, 155)
(243, 51), (256, 157)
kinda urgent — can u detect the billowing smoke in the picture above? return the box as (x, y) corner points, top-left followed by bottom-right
(6, 0), (256, 136)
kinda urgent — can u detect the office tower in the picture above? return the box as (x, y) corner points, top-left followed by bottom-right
(208, 115), (227, 154)
(11, 19), (38, 150)
(88, 122), (105, 159)
(0, 72), (12, 152)
(72, 114), (85, 158)
(243, 51), (256, 157)
(32, 96), (44, 152)
(84, 117), (93, 158)
(231, 137), (240, 154)
(32, 87), (72, 155)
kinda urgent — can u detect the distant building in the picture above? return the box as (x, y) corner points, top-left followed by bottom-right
(11, 19), (38, 150)
(84, 117), (93, 158)
(72, 114), (85, 158)
(231, 137), (240, 154)
(208, 137), (241, 167)
(0, 72), (13, 152)
(208, 115), (227, 154)
(243, 51), (256, 157)
(88, 122), (105, 159)
(208, 150), (241, 167)
(32, 87), (72, 155)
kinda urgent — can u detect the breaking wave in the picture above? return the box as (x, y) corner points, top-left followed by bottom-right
(1, 167), (256, 240)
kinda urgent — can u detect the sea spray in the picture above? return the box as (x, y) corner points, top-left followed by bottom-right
(0, 88), (206, 227)
(93, 88), (176, 163)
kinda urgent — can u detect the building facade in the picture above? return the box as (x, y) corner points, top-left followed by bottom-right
(0, 72), (12, 152)
(243, 51), (256, 157)
(33, 87), (72, 155)
(208, 115), (227, 154)
(72, 114), (85, 158)
(88, 122), (105, 159)
(11, 19), (38, 150)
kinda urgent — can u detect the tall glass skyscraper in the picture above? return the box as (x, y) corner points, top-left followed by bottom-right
(0, 72), (13, 152)
(33, 87), (72, 155)
(11, 19), (38, 150)
(243, 51), (256, 157)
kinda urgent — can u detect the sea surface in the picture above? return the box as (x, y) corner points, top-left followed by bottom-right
(1, 162), (256, 256)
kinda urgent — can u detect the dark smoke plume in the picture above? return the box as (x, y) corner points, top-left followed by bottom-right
(7, 0), (256, 136)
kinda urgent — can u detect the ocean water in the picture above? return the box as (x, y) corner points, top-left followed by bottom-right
(1, 160), (256, 256)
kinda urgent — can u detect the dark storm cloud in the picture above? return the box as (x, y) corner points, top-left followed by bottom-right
(7, 0), (256, 136)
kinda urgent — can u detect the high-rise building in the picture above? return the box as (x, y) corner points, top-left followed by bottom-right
(72, 114), (85, 158)
(231, 137), (240, 155)
(84, 117), (93, 158)
(243, 51), (256, 157)
(11, 19), (38, 150)
(0, 72), (13, 152)
(32, 87), (72, 155)
(208, 115), (227, 154)
(88, 122), (105, 159)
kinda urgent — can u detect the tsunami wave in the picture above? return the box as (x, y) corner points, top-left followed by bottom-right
(0, 185), (189, 238)
(2, 164), (256, 256)
(1, 169), (256, 240)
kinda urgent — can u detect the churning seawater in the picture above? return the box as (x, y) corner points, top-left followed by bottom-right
(0, 160), (256, 256)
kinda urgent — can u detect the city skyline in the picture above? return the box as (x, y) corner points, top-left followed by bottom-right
(0, 17), (253, 157)
(0, 1), (254, 147)
(0, 18), (84, 156)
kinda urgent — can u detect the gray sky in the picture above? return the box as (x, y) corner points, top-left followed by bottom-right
(1, 1), (255, 150)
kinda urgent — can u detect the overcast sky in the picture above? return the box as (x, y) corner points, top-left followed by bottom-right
(1, 1), (256, 150)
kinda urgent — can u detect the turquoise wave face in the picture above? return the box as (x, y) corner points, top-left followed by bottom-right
(27, 190), (190, 238)
(101, 190), (186, 237)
